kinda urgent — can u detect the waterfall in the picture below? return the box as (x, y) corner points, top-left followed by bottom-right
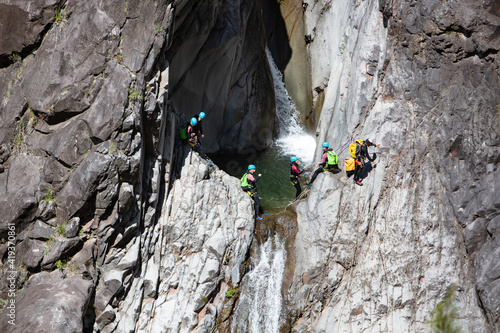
(231, 237), (286, 333)
(266, 48), (316, 166)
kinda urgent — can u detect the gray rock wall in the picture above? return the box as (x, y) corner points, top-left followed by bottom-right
(0, 0), (265, 331)
(281, 0), (500, 331)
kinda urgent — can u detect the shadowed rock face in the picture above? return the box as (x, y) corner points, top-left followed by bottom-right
(0, 1), (58, 67)
(278, 0), (500, 331)
(167, 0), (276, 154)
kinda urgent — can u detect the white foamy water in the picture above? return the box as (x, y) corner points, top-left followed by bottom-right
(230, 237), (286, 333)
(266, 48), (316, 166)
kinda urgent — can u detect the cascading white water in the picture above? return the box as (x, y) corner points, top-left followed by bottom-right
(230, 236), (286, 333)
(266, 48), (316, 165)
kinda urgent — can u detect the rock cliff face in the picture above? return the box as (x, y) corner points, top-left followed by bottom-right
(1, 0), (499, 332)
(279, 0), (500, 331)
(0, 0), (268, 332)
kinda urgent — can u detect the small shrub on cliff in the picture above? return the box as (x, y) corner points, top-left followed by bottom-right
(127, 87), (143, 104)
(54, 5), (71, 27)
(9, 53), (21, 64)
(55, 259), (64, 270)
(430, 285), (462, 333)
(41, 186), (56, 203)
(225, 288), (237, 298)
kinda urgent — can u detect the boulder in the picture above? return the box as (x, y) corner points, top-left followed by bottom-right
(27, 220), (56, 241)
(41, 237), (84, 270)
(0, 270), (93, 333)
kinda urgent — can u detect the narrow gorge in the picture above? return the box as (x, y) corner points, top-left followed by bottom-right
(0, 0), (499, 332)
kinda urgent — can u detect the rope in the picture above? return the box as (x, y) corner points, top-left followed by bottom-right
(336, 135), (354, 155)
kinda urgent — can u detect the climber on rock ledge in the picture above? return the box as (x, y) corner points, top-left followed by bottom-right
(352, 138), (380, 186)
(180, 117), (212, 165)
(307, 142), (341, 187)
(241, 164), (268, 220)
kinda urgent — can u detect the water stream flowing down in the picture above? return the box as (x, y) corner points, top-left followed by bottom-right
(268, 47), (316, 164)
(231, 236), (286, 333)
(212, 49), (316, 210)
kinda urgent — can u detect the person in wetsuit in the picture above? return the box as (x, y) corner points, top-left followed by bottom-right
(307, 142), (341, 186)
(290, 156), (305, 198)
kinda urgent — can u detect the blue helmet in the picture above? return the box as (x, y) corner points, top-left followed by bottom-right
(190, 117), (197, 126)
(290, 156), (298, 163)
(322, 142), (329, 148)
(248, 164), (256, 170)
(199, 112), (205, 119)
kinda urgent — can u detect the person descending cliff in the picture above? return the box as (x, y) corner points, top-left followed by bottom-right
(290, 156), (305, 198)
(351, 138), (380, 186)
(192, 112), (205, 142)
(241, 164), (268, 220)
(306, 142), (341, 186)
(181, 117), (212, 165)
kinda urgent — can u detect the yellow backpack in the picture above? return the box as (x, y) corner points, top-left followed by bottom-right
(349, 139), (364, 158)
(345, 158), (355, 171)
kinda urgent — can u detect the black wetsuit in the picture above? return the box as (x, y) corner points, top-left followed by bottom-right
(290, 163), (302, 198)
(242, 173), (263, 215)
(354, 143), (375, 182)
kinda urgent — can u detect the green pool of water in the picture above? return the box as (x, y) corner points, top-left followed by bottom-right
(210, 144), (314, 212)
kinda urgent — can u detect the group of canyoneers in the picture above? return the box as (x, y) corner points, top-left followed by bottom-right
(241, 139), (380, 220)
(180, 113), (380, 221)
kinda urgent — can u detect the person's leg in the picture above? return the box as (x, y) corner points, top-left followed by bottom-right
(310, 167), (324, 184)
(330, 165), (341, 174)
(193, 143), (209, 160)
(294, 182), (302, 198)
(253, 193), (262, 216)
(354, 163), (364, 185)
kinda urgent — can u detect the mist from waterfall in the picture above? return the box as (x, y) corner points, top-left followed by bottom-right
(230, 236), (286, 333)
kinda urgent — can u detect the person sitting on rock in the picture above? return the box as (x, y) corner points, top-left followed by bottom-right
(353, 138), (380, 186)
(241, 164), (267, 220)
(290, 156), (305, 198)
(307, 142), (341, 186)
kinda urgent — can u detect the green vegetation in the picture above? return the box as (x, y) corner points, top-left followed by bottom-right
(225, 288), (237, 298)
(41, 185), (56, 203)
(155, 24), (165, 36)
(55, 259), (64, 270)
(114, 51), (123, 64)
(55, 258), (78, 272)
(108, 140), (117, 155)
(13, 117), (28, 154)
(430, 285), (462, 333)
(56, 222), (67, 236)
(54, 4), (70, 27)
(43, 235), (57, 255)
(79, 227), (85, 237)
(127, 87), (143, 103)
(13, 105), (41, 154)
(9, 53), (21, 64)
(0, 298), (7, 312)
